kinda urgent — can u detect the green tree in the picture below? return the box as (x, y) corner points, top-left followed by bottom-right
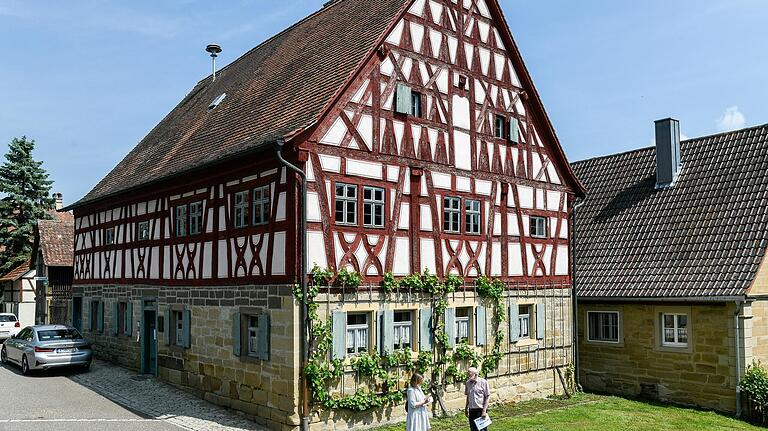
(0, 136), (54, 274)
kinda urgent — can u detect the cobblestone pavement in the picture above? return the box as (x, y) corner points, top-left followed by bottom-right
(70, 360), (266, 431)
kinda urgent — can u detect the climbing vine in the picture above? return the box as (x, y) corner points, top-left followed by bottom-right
(297, 266), (508, 412)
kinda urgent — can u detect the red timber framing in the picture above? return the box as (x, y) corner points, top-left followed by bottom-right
(301, 0), (581, 285)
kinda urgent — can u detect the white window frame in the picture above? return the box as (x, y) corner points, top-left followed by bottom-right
(346, 312), (369, 355)
(335, 183), (358, 226)
(174, 310), (184, 347)
(234, 191), (248, 228)
(465, 199), (481, 234)
(137, 221), (150, 241)
(661, 313), (688, 348)
(455, 307), (470, 344)
(519, 304), (531, 339)
(175, 205), (187, 236)
(393, 310), (413, 351)
(189, 201), (203, 235)
(252, 185), (270, 226)
(363, 186), (385, 228)
(586, 311), (620, 343)
(104, 227), (115, 245)
(247, 315), (260, 358)
(443, 197), (461, 233)
(530, 216), (548, 238)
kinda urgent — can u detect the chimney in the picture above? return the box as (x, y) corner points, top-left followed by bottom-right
(654, 118), (682, 188)
(53, 192), (63, 210)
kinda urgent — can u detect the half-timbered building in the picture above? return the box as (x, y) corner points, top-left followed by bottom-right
(67, 0), (582, 429)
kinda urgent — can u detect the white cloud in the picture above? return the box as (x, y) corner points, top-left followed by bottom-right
(716, 106), (746, 132)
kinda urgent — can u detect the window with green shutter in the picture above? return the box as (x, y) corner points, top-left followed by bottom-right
(395, 83), (412, 114)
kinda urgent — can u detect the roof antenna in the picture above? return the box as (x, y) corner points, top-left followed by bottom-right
(205, 44), (222, 81)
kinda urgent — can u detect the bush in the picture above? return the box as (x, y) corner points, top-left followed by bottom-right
(742, 361), (768, 406)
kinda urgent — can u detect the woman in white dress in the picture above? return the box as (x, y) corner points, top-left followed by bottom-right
(406, 373), (432, 431)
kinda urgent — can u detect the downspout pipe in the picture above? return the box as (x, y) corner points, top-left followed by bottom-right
(275, 138), (309, 431)
(571, 197), (586, 392)
(734, 300), (743, 418)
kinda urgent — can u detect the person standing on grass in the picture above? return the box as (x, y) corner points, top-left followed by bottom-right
(464, 367), (490, 431)
(406, 373), (432, 431)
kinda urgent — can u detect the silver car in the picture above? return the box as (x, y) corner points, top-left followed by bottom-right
(0, 325), (92, 375)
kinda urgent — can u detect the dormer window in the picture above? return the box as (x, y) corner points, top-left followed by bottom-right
(208, 93), (226, 111)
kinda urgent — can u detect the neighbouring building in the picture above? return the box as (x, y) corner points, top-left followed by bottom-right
(66, 0), (583, 429)
(32, 193), (75, 325)
(573, 119), (768, 414)
(0, 260), (36, 327)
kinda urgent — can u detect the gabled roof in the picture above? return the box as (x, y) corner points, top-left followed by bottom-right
(572, 123), (768, 300)
(36, 211), (74, 267)
(0, 260), (32, 282)
(71, 0), (409, 208)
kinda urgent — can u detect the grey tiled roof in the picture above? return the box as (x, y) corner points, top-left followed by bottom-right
(572, 123), (768, 299)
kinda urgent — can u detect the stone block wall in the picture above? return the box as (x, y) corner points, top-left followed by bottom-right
(74, 283), (300, 430)
(578, 302), (742, 412)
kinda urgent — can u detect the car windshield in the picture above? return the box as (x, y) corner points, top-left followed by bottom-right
(0, 315), (16, 322)
(37, 328), (82, 341)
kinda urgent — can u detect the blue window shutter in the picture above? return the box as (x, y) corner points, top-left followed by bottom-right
(509, 301), (520, 343)
(445, 307), (456, 349)
(381, 310), (394, 354)
(536, 303), (545, 340)
(258, 314), (270, 360)
(476, 306), (487, 346)
(97, 301), (104, 333)
(332, 311), (347, 360)
(164, 310), (171, 345)
(112, 302), (119, 336)
(183, 309), (191, 348)
(395, 83), (412, 114)
(509, 118), (519, 143)
(126, 301), (133, 337)
(419, 308), (432, 351)
(232, 312), (241, 357)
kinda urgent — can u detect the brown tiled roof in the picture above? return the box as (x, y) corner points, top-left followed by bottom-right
(572, 124), (768, 299)
(0, 259), (32, 282)
(38, 211), (74, 267)
(72, 0), (408, 208)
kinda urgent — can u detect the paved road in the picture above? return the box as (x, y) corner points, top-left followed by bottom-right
(0, 359), (177, 431)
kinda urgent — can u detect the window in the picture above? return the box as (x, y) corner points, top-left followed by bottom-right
(410, 92), (422, 117)
(530, 216), (548, 238)
(117, 302), (127, 336)
(247, 315), (261, 358)
(465, 199), (481, 234)
(494, 115), (505, 138)
(137, 221), (150, 241)
(661, 313), (688, 347)
(173, 310), (184, 347)
(189, 201), (203, 235)
(208, 93), (227, 111)
(443, 197), (461, 233)
(335, 183), (358, 225)
(587, 311), (620, 343)
(90, 301), (99, 331)
(518, 305), (531, 339)
(37, 328), (82, 341)
(104, 227), (115, 245)
(363, 186), (385, 228)
(455, 308), (470, 344)
(234, 191), (248, 228)
(346, 313), (369, 355)
(393, 311), (413, 350)
(252, 185), (270, 226)
(175, 205), (187, 236)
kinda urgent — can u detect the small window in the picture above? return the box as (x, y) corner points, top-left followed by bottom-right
(173, 310), (184, 347)
(363, 186), (385, 228)
(455, 308), (470, 344)
(247, 315), (261, 358)
(137, 221), (150, 241)
(465, 199), (481, 234)
(90, 301), (99, 331)
(494, 115), (505, 138)
(175, 205), (187, 236)
(105, 227), (115, 245)
(234, 191), (248, 228)
(393, 311), (413, 350)
(518, 304), (532, 339)
(443, 197), (461, 233)
(335, 183), (358, 225)
(252, 185), (270, 226)
(530, 216), (547, 238)
(346, 313), (369, 355)
(189, 201), (203, 235)
(208, 93), (226, 111)
(410, 92), (422, 117)
(661, 313), (688, 347)
(587, 311), (619, 343)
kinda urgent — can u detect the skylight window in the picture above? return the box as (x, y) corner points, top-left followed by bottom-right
(208, 93), (226, 111)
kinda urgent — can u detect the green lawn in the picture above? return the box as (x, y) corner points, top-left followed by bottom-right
(373, 393), (760, 430)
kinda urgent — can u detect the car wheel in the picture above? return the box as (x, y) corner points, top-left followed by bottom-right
(21, 355), (30, 375)
(81, 361), (91, 371)
(0, 346), (6, 364)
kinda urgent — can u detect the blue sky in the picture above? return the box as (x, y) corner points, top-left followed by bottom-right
(1, 0), (766, 205)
